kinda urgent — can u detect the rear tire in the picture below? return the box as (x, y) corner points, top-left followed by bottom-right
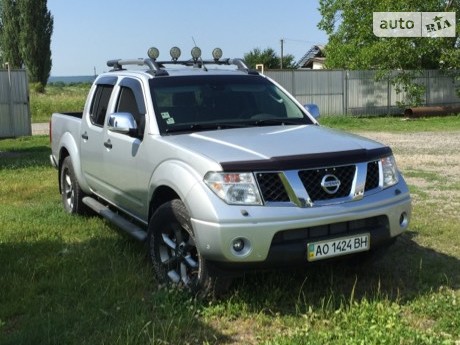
(60, 156), (87, 215)
(147, 199), (230, 297)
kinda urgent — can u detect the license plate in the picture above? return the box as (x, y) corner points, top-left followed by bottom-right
(307, 233), (370, 262)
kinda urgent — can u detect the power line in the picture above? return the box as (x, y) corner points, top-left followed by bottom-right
(282, 38), (325, 45)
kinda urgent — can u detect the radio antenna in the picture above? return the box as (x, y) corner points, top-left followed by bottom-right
(192, 37), (208, 71)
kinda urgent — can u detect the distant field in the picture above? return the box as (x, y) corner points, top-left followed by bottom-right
(5, 101), (460, 344)
(31, 84), (91, 123)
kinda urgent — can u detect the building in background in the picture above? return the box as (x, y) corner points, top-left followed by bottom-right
(297, 45), (326, 69)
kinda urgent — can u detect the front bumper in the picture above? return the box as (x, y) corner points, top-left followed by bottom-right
(190, 184), (411, 264)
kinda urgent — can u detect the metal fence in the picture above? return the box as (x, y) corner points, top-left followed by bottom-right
(0, 68), (30, 138)
(266, 69), (460, 115)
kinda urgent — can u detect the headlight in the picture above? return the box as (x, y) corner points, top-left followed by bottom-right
(381, 155), (399, 188)
(204, 172), (263, 205)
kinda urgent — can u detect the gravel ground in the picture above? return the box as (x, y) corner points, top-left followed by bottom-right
(358, 131), (460, 224)
(32, 123), (49, 135)
(359, 131), (459, 184)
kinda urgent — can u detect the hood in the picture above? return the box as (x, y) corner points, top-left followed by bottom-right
(164, 125), (390, 171)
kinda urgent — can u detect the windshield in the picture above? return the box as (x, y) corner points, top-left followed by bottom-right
(150, 74), (312, 134)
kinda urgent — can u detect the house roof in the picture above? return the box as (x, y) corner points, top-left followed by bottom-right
(297, 45), (325, 68)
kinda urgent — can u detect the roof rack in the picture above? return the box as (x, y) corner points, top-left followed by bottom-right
(106, 58), (168, 76)
(106, 47), (259, 77)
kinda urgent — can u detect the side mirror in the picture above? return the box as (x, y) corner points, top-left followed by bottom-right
(304, 104), (320, 121)
(108, 112), (138, 135)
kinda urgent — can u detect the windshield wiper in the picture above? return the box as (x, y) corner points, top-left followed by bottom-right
(252, 118), (306, 126)
(165, 122), (248, 134)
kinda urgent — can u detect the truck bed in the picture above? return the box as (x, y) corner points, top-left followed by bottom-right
(49, 112), (83, 168)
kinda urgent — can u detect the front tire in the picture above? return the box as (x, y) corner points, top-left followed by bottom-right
(60, 156), (87, 215)
(148, 199), (230, 297)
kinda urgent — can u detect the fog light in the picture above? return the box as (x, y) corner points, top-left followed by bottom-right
(400, 212), (409, 228)
(232, 238), (245, 252)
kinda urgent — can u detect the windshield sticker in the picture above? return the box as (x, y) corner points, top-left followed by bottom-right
(161, 112), (171, 119)
(166, 117), (175, 125)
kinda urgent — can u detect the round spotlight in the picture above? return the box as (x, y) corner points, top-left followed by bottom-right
(147, 47), (160, 60)
(170, 46), (181, 61)
(191, 47), (202, 60)
(212, 48), (223, 61)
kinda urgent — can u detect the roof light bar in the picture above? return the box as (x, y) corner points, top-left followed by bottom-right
(107, 46), (258, 76)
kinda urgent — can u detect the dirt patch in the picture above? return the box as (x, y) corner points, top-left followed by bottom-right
(357, 131), (460, 223)
(32, 123), (49, 136)
(358, 131), (460, 183)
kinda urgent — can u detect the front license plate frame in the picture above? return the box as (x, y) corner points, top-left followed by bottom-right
(307, 233), (370, 262)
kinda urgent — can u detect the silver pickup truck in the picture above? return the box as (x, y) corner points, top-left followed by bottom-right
(50, 47), (411, 295)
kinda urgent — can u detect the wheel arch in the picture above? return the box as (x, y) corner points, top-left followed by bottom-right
(147, 160), (203, 221)
(148, 185), (180, 221)
(57, 147), (70, 193)
(56, 132), (90, 193)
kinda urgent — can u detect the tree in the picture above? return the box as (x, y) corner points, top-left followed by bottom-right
(244, 47), (297, 70)
(18, 0), (53, 90)
(0, 0), (22, 68)
(317, 0), (460, 106)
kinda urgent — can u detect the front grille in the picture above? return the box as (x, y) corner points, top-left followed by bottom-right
(365, 161), (379, 191)
(255, 160), (382, 205)
(298, 165), (356, 201)
(256, 172), (290, 202)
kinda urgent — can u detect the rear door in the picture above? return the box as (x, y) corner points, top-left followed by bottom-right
(80, 76), (117, 195)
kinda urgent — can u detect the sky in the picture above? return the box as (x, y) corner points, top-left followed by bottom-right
(47, 0), (328, 76)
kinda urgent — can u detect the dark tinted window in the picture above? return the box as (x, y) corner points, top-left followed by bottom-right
(89, 84), (114, 126)
(150, 75), (310, 134)
(116, 86), (146, 136)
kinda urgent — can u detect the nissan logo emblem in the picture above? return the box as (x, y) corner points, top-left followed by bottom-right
(321, 174), (341, 194)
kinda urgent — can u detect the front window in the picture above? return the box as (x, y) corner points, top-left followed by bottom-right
(150, 75), (311, 134)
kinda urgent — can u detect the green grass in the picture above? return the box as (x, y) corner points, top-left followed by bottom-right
(1, 123), (459, 344)
(30, 84), (90, 123)
(320, 114), (460, 132)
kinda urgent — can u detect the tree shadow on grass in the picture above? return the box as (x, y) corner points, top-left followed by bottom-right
(0, 145), (50, 170)
(0, 236), (231, 345)
(226, 231), (460, 314)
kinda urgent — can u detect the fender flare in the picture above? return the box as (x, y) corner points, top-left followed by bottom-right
(148, 160), (217, 220)
(57, 132), (91, 193)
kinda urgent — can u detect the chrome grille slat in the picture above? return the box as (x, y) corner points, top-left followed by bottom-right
(255, 160), (381, 206)
(298, 165), (356, 201)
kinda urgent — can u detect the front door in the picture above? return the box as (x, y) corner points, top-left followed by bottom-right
(101, 78), (149, 219)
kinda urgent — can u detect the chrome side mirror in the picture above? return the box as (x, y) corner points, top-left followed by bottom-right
(108, 112), (137, 134)
(304, 104), (320, 121)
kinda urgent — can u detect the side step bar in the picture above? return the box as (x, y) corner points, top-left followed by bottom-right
(83, 197), (147, 242)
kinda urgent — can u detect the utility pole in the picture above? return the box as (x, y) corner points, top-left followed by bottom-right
(280, 39), (284, 69)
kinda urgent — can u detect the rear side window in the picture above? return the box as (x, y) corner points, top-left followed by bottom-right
(89, 85), (114, 126)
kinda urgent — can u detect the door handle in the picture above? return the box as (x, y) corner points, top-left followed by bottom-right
(81, 132), (89, 140)
(104, 140), (112, 149)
